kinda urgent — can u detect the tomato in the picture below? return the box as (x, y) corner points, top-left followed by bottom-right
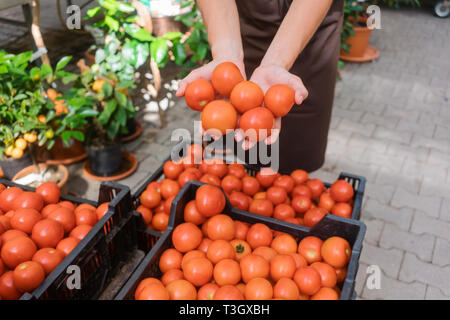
(197, 283), (219, 300)
(273, 204), (295, 220)
(239, 107), (274, 142)
(206, 158), (228, 178)
(48, 207), (76, 234)
(239, 254), (269, 283)
(96, 202), (110, 221)
(230, 81), (264, 113)
(292, 185), (312, 199)
(2, 236), (38, 270)
(36, 182), (60, 205)
(213, 284), (244, 300)
(0, 183), (5, 193)
(1, 230), (27, 244)
(303, 207), (327, 228)
(199, 173), (221, 186)
(164, 195), (176, 215)
(335, 268), (346, 283)
(290, 253), (308, 269)
(221, 175), (242, 194)
(54, 238), (77, 257)
(58, 201), (76, 211)
(211, 62), (244, 97)
(256, 168), (278, 188)
(185, 79), (215, 111)
(306, 179), (325, 199)
(246, 223), (272, 249)
(273, 277), (300, 300)
(32, 248), (64, 275)
(244, 277), (273, 300)
(197, 238), (212, 253)
(270, 254), (296, 281)
(0, 187), (23, 212)
(206, 240), (235, 264)
(75, 203), (96, 213)
(152, 213), (169, 231)
(298, 236), (323, 264)
(187, 144), (203, 164)
(253, 192), (266, 200)
(271, 234), (297, 254)
(0, 271), (21, 300)
(252, 246), (277, 263)
(230, 239), (252, 261)
(12, 191), (44, 212)
(229, 192), (250, 211)
(137, 283), (170, 300)
(310, 287), (339, 300)
(163, 161), (184, 180)
(241, 176), (259, 196)
(249, 199), (273, 217)
(207, 214), (235, 241)
(331, 202), (352, 218)
(13, 260), (45, 292)
(273, 175), (295, 194)
(161, 269), (184, 286)
(0, 258), (3, 277)
(172, 222), (202, 253)
(213, 258), (241, 286)
(75, 209), (97, 227)
(321, 236), (351, 268)
(159, 248), (183, 273)
(318, 193), (335, 212)
(234, 220), (249, 240)
(184, 200), (206, 225)
(31, 219), (64, 248)
(181, 250), (205, 270)
(228, 163), (246, 179)
(140, 189), (161, 209)
(183, 257), (213, 287)
(160, 179), (180, 200)
(69, 225), (92, 241)
(291, 196), (312, 214)
(290, 169), (309, 185)
(195, 184), (226, 217)
(178, 171), (197, 188)
(145, 181), (161, 194)
(201, 100), (237, 135)
(136, 205), (153, 225)
(10, 208), (41, 234)
(0, 215), (11, 231)
(330, 180), (354, 202)
(293, 266), (321, 296)
(135, 277), (162, 299)
(266, 186), (287, 205)
(311, 262), (337, 288)
(264, 84), (295, 117)
(166, 279), (197, 300)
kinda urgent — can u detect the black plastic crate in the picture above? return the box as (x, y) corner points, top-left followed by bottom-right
(132, 139), (366, 220)
(115, 180), (366, 300)
(0, 179), (133, 300)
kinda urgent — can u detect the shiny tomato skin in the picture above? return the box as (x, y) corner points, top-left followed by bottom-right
(201, 100), (237, 135)
(264, 84), (295, 117)
(230, 81), (264, 113)
(31, 219), (64, 249)
(36, 182), (60, 205)
(195, 184), (226, 217)
(239, 107), (274, 142)
(211, 62), (244, 97)
(185, 79), (215, 111)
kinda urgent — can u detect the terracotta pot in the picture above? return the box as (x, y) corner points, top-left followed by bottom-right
(341, 17), (372, 58)
(37, 137), (87, 165)
(152, 16), (188, 37)
(12, 163), (69, 191)
(0, 152), (33, 180)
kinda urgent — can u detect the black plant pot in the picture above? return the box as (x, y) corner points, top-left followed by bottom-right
(85, 144), (122, 177)
(0, 152), (33, 180)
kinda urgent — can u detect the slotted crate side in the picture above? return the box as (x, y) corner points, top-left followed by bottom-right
(0, 179), (134, 300)
(116, 180), (366, 300)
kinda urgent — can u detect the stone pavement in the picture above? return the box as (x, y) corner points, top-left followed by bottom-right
(2, 4), (450, 299)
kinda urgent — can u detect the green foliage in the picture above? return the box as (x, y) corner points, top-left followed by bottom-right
(0, 50), (75, 158)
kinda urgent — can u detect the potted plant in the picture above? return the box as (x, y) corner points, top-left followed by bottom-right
(0, 50), (75, 180)
(62, 43), (137, 177)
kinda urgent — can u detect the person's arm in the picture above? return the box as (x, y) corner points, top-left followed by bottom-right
(241, 0), (332, 149)
(176, 0), (245, 97)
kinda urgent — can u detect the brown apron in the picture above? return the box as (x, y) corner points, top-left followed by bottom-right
(235, 0), (344, 174)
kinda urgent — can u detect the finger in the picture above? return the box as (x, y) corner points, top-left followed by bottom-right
(176, 69), (200, 97)
(288, 76), (308, 105)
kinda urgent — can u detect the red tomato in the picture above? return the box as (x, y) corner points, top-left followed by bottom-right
(242, 176), (260, 196)
(230, 239), (252, 261)
(246, 223), (272, 249)
(56, 237), (79, 257)
(10, 208), (41, 234)
(270, 254), (296, 281)
(229, 192), (250, 211)
(152, 212), (169, 231)
(252, 246), (277, 263)
(75, 209), (98, 227)
(32, 248), (65, 275)
(303, 207), (327, 227)
(271, 234), (297, 254)
(306, 179), (325, 199)
(234, 220), (249, 240)
(136, 205), (153, 225)
(172, 223), (202, 253)
(166, 279), (197, 300)
(134, 278), (163, 299)
(227, 163), (246, 179)
(13, 261), (45, 292)
(178, 170), (197, 188)
(244, 277), (273, 300)
(161, 269), (184, 286)
(318, 193), (335, 212)
(58, 201), (76, 211)
(213, 284), (244, 300)
(69, 225), (92, 241)
(331, 202), (352, 218)
(239, 107), (274, 142)
(293, 266), (321, 296)
(181, 250), (205, 270)
(1, 229), (28, 243)
(48, 207), (76, 234)
(311, 262), (337, 288)
(195, 184), (226, 217)
(140, 189), (161, 209)
(290, 169), (309, 185)
(256, 168), (278, 188)
(207, 214), (235, 241)
(206, 240), (235, 264)
(273, 277), (300, 300)
(330, 180), (354, 202)
(310, 287), (339, 300)
(273, 204), (295, 220)
(0, 271), (21, 300)
(292, 184), (312, 199)
(321, 236), (351, 268)
(206, 158), (228, 178)
(1, 236), (37, 269)
(163, 161), (184, 180)
(266, 186), (287, 205)
(230, 81), (264, 113)
(12, 192), (44, 212)
(240, 254), (270, 283)
(160, 179), (180, 200)
(96, 202), (110, 221)
(31, 219), (64, 248)
(184, 200), (206, 225)
(197, 238), (212, 253)
(159, 248), (183, 273)
(137, 283), (170, 300)
(201, 100), (237, 135)
(0, 187), (23, 212)
(249, 199), (273, 217)
(36, 182), (60, 205)
(211, 62), (244, 97)
(264, 84), (295, 117)
(185, 79), (215, 111)
(291, 196), (312, 214)
(199, 174), (221, 186)
(198, 283), (219, 300)
(298, 236), (323, 264)
(221, 175), (242, 194)
(273, 175), (295, 193)
(213, 258), (241, 286)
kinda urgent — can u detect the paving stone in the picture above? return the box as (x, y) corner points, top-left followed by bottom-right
(440, 198), (450, 222)
(337, 118), (376, 138)
(347, 133), (387, 153)
(361, 218), (384, 246)
(365, 198), (413, 231)
(385, 141), (429, 163)
(355, 262), (369, 298)
(379, 223), (435, 262)
(411, 134), (450, 153)
(362, 274), (427, 300)
(400, 253), (450, 296)
(425, 286), (450, 300)
(411, 211), (450, 242)
(373, 126), (413, 144)
(359, 243), (404, 279)
(391, 188), (442, 218)
(332, 107), (364, 122)
(432, 238), (450, 267)
(360, 112), (399, 130)
(364, 181), (395, 205)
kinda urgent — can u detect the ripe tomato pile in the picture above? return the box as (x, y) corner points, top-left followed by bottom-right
(134, 184), (352, 300)
(137, 143), (356, 233)
(184, 62), (295, 141)
(0, 182), (109, 300)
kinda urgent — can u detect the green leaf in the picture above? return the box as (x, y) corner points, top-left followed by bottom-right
(118, 2), (136, 13)
(163, 32), (183, 41)
(106, 119), (120, 140)
(98, 99), (117, 125)
(85, 6), (101, 18)
(114, 106), (127, 127)
(150, 38), (169, 68)
(105, 16), (119, 32)
(130, 28), (154, 42)
(55, 56), (72, 71)
(114, 91), (127, 107)
(134, 42), (149, 69)
(173, 41), (187, 65)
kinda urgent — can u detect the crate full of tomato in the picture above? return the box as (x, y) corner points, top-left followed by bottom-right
(115, 181), (366, 300)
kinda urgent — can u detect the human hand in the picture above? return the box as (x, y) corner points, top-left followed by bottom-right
(236, 64), (308, 150)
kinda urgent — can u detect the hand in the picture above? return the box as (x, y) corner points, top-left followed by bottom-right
(236, 64), (308, 150)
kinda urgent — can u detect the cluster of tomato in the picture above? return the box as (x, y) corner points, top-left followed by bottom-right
(137, 143), (355, 234)
(134, 184), (352, 300)
(0, 182), (109, 300)
(184, 62), (295, 141)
